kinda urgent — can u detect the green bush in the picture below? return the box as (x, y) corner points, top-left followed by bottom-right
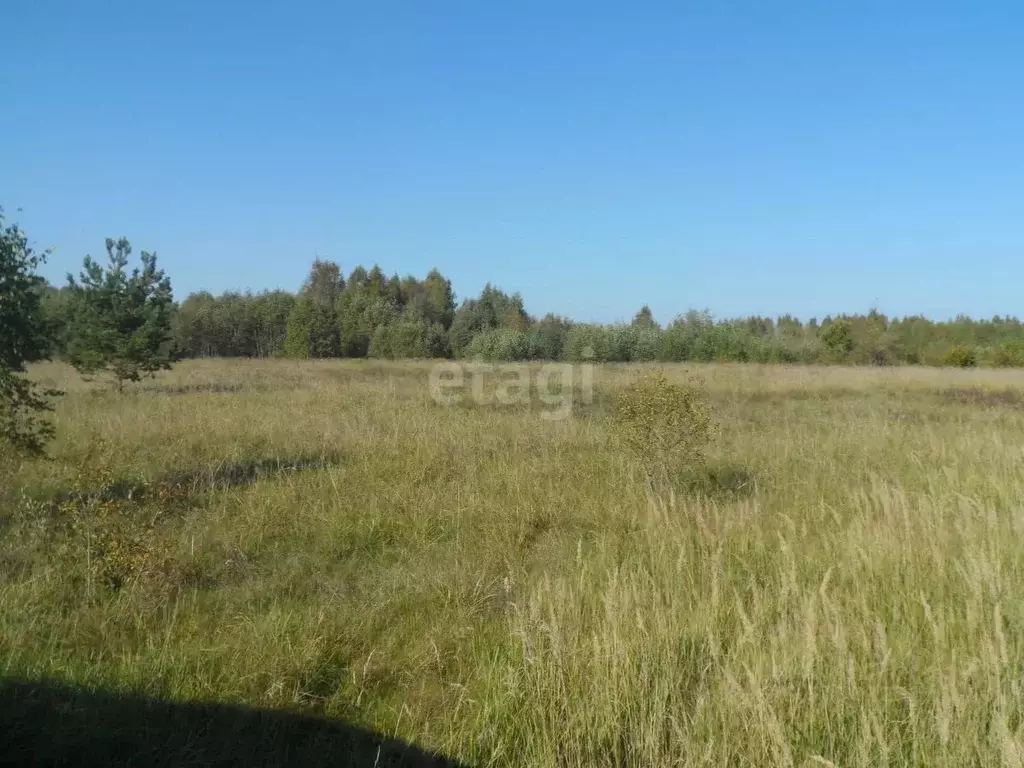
(613, 370), (714, 492)
(942, 344), (977, 368)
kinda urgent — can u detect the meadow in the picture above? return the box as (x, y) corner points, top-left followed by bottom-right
(2, 359), (1024, 766)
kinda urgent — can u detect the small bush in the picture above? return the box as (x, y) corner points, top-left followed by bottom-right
(613, 370), (714, 491)
(57, 450), (172, 592)
(942, 344), (977, 368)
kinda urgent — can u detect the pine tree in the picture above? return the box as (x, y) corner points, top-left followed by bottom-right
(65, 238), (178, 391)
(631, 305), (658, 330)
(421, 269), (456, 329)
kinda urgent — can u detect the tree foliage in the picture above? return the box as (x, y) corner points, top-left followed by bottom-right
(614, 370), (714, 491)
(821, 318), (855, 360)
(631, 305), (658, 330)
(0, 211), (60, 456)
(33, 250), (1024, 369)
(368, 315), (448, 359)
(942, 344), (977, 368)
(175, 290), (296, 358)
(283, 260), (343, 359)
(65, 238), (177, 391)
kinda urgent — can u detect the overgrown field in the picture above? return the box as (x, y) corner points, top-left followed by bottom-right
(3, 359), (1024, 766)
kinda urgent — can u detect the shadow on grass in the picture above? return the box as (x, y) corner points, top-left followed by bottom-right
(739, 387), (867, 405)
(49, 454), (344, 507)
(678, 462), (757, 499)
(141, 381), (249, 396)
(0, 677), (467, 767)
(935, 386), (1024, 408)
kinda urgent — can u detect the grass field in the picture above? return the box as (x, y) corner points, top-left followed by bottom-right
(3, 359), (1024, 766)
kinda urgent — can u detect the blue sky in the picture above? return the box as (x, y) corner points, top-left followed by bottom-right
(4, 1), (1022, 324)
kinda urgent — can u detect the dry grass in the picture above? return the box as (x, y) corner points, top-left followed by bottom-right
(3, 359), (1024, 766)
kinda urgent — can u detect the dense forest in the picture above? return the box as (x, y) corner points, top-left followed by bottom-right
(38, 257), (1024, 367)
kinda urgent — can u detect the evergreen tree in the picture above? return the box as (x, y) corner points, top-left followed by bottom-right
(386, 274), (404, 307)
(65, 238), (177, 392)
(631, 305), (658, 330)
(421, 268), (456, 328)
(363, 265), (388, 298)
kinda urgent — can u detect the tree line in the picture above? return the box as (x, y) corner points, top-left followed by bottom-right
(138, 257), (1024, 367)
(11, 212), (1024, 456)
(32, 255), (1024, 370)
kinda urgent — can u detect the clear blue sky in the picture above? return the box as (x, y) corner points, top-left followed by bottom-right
(4, 1), (1022, 324)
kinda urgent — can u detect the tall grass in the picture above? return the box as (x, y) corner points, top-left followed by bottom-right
(3, 359), (1024, 765)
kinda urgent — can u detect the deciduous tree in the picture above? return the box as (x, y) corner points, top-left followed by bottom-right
(0, 211), (61, 455)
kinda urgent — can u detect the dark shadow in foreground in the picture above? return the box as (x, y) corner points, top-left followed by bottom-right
(0, 678), (468, 767)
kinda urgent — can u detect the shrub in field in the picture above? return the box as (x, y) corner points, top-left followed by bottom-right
(57, 455), (174, 592)
(942, 344), (977, 368)
(613, 369), (713, 491)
